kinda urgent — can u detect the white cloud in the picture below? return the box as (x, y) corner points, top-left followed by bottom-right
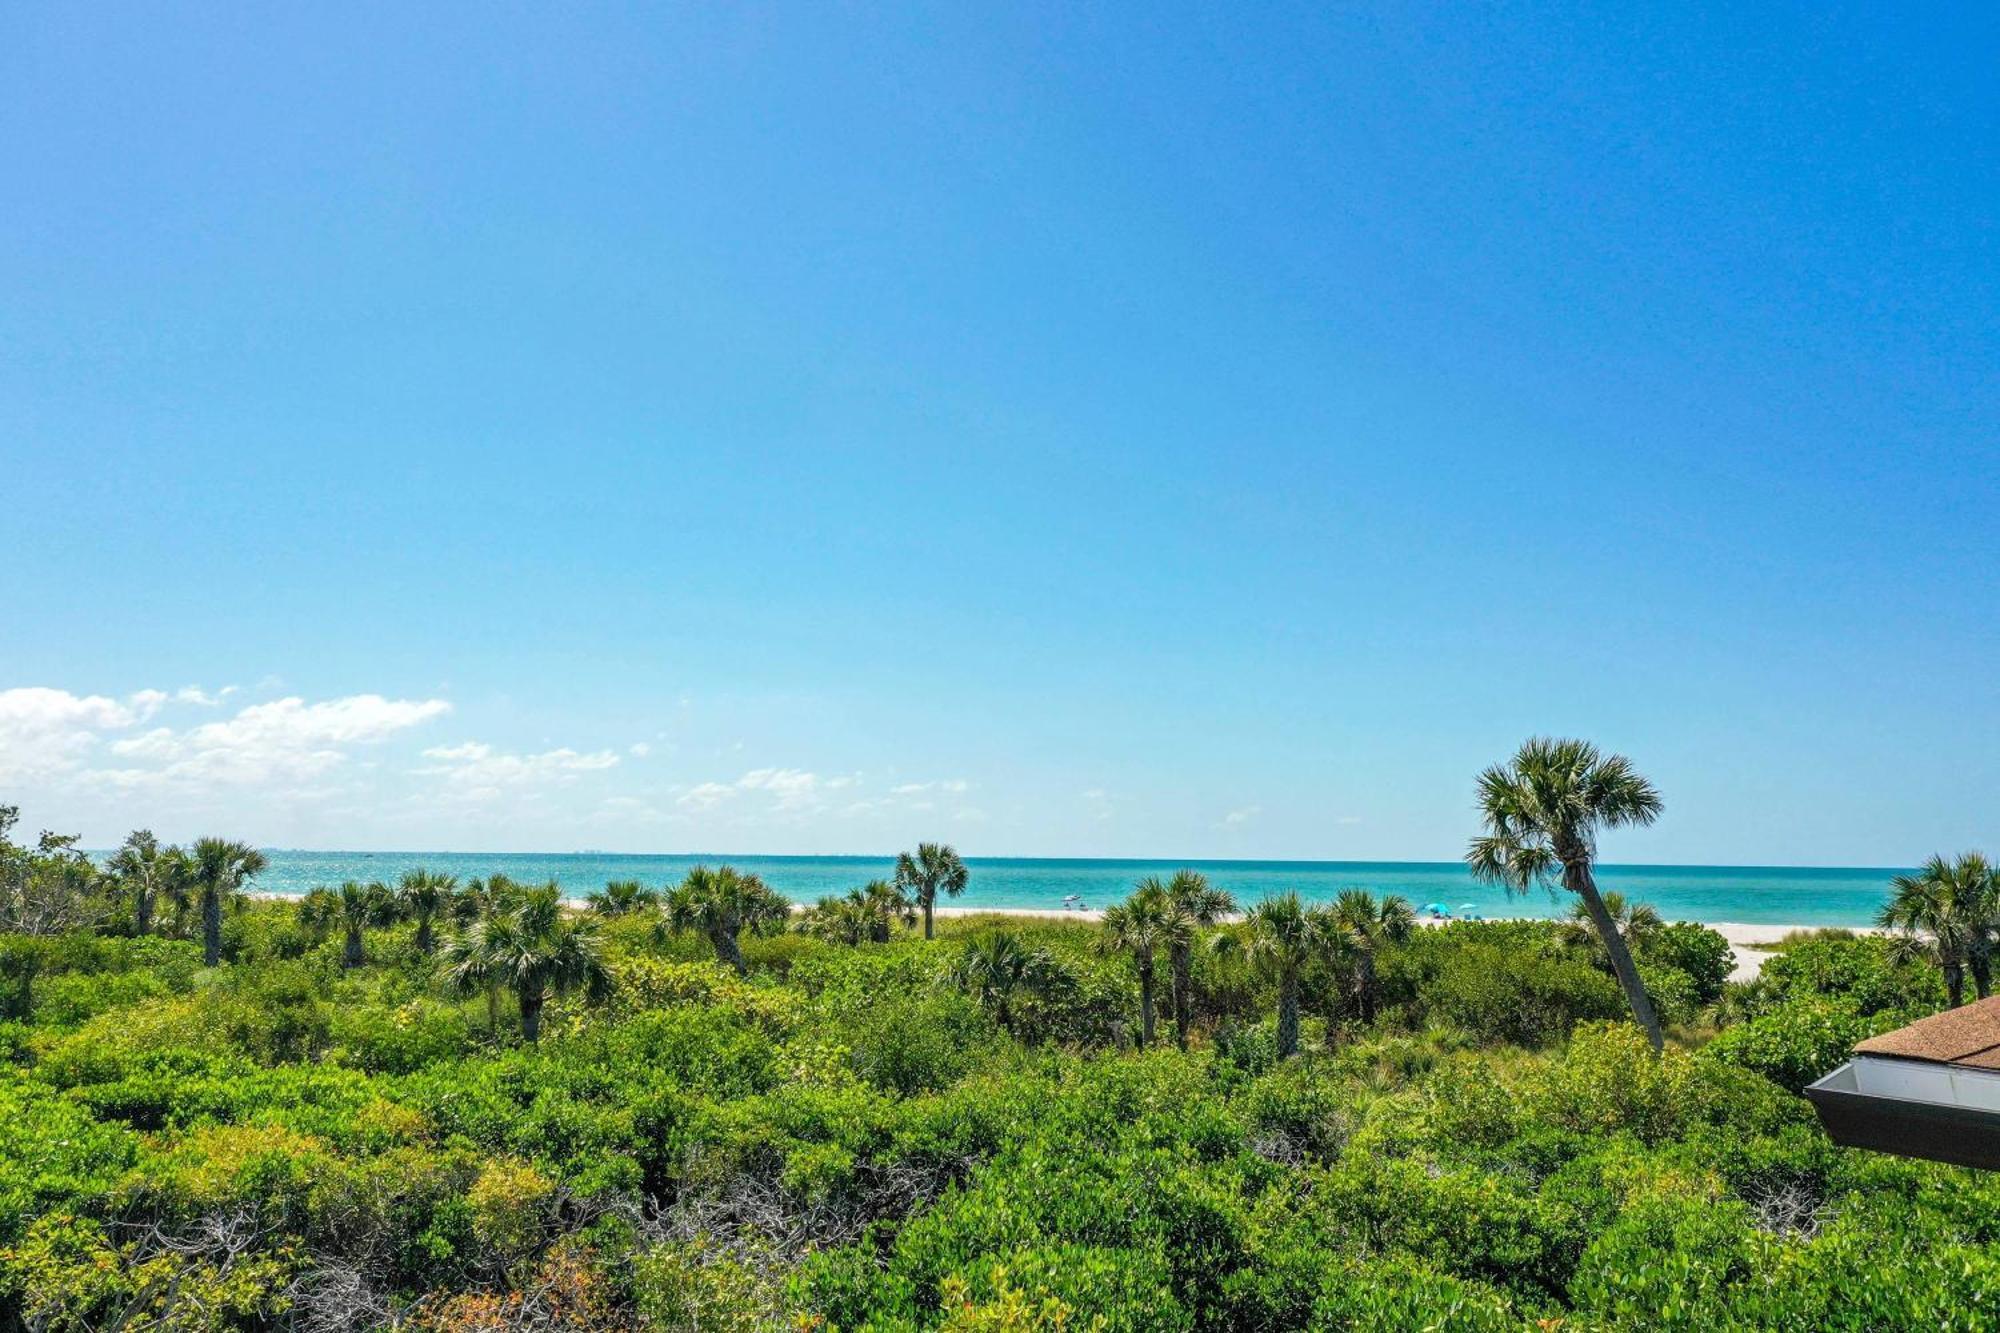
(1, 686), (454, 800)
(676, 766), (861, 815)
(738, 766), (856, 811)
(1080, 787), (1114, 822)
(415, 740), (619, 802)
(101, 694), (453, 787)
(1220, 805), (1261, 828)
(676, 781), (736, 811)
(890, 778), (969, 796)
(0, 687), (151, 783)
(628, 741), (652, 758)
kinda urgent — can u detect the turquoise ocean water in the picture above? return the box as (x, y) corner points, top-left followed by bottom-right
(238, 853), (1903, 928)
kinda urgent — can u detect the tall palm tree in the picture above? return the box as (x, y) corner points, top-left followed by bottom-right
(398, 870), (458, 954)
(1325, 889), (1415, 1027)
(1099, 880), (1186, 1048)
(106, 829), (176, 936)
(587, 878), (660, 917)
(895, 843), (969, 940)
(1879, 853), (1998, 1007)
(188, 838), (268, 966)
(661, 866), (792, 975)
(1244, 892), (1320, 1058)
(950, 930), (1060, 1036)
(304, 880), (399, 968)
(1161, 870), (1235, 1049)
(1467, 737), (1666, 1052)
(1560, 891), (1663, 961)
(444, 884), (610, 1041)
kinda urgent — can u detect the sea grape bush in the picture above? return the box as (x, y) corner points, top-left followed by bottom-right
(0, 868), (1992, 1330)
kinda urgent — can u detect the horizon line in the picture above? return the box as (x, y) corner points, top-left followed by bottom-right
(161, 847), (1916, 875)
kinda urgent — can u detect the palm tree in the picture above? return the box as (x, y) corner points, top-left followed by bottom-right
(158, 852), (201, 940)
(188, 838), (268, 966)
(1560, 891), (1663, 961)
(1467, 737), (1667, 1052)
(398, 870), (458, 954)
(950, 930), (1060, 1036)
(804, 880), (914, 946)
(451, 874), (521, 929)
(803, 891), (875, 946)
(1879, 853), (1998, 1007)
(895, 842), (969, 940)
(1161, 870), (1235, 1049)
(661, 866), (792, 975)
(304, 880), (399, 968)
(1243, 892), (1319, 1058)
(296, 886), (340, 941)
(444, 884), (610, 1041)
(1325, 889), (1415, 1027)
(860, 878), (916, 942)
(587, 878), (660, 917)
(105, 829), (176, 936)
(1099, 880), (1186, 1047)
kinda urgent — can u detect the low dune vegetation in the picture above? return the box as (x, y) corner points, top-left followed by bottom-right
(3, 751), (1998, 1329)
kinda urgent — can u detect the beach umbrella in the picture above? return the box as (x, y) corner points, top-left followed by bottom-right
(1422, 902), (1451, 915)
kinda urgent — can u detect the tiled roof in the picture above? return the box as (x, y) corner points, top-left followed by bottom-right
(1857, 996), (2000, 1067)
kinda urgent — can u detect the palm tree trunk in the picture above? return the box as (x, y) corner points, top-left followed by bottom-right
(520, 989), (543, 1042)
(1568, 863), (1663, 1053)
(1277, 973), (1299, 1058)
(344, 927), (365, 969)
(1357, 951), (1377, 1026)
(202, 889), (223, 967)
(416, 916), (435, 955)
(1170, 945), (1192, 1050)
(134, 886), (153, 936)
(1970, 939), (1992, 1001)
(714, 928), (747, 976)
(486, 985), (500, 1031)
(923, 895), (935, 940)
(1138, 962), (1156, 1048)
(1946, 960), (1966, 1008)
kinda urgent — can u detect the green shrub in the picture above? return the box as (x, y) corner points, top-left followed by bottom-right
(1531, 1023), (1713, 1145)
(1426, 943), (1626, 1047)
(1757, 931), (1939, 1014)
(1638, 923), (1734, 1006)
(1702, 997), (1906, 1093)
(1568, 1189), (1755, 1328)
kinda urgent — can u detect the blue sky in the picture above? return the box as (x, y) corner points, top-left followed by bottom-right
(2, 4), (1994, 862)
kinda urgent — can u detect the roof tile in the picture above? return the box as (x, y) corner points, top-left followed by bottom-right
(1857, 996), (2000, 1066)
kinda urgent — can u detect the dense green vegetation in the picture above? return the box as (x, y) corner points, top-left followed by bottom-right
(4, 796), (1998, 1329)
